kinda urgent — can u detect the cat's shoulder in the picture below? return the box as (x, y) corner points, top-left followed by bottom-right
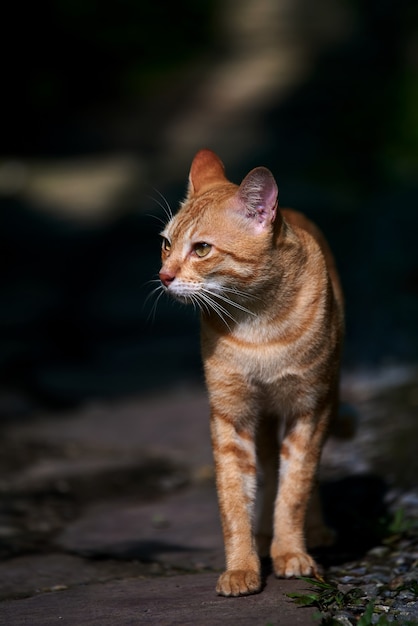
(281, 208), (332, 259)
(281, 208), (342, 305)
(281, 208), (322, 241)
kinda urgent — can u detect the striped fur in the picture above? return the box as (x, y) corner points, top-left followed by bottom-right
(159, 150), (344, 596)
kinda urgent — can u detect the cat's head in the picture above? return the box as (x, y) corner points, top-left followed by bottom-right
(158, 150), (279, 321)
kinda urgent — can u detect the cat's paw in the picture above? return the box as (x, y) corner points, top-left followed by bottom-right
(273, 551), (318, 578)
(216, 570), (261, 597)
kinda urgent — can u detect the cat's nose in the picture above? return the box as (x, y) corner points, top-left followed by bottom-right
(159, 270), (175, 287)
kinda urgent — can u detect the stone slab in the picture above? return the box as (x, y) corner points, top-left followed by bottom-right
(56, 486), (225, 571)
(0, 554), (143, 602)
(0, 573), (317, 626)
(5, 387), (212, 468)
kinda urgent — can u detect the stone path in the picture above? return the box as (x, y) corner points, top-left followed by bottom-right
(0, 574), (317, 626)
(0, 386), (319, 625)
(0, 368), (417, 624)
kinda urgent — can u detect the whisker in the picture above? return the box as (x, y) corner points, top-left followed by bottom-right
(190, 292), (208, 316)
(146, 276), (254, 330)
(146, 196), (171, 223)
(206, 301), (234, 330)
(201, 287), (256, 317)
(196, 291), (235, 330)
(221, 285), (262, 303)
(146, 213), (167, 227)
(190, 293), (206, 317)
(144, 277), (163, 288)
(144, 283), (162, 307)
(148, 187), (173, 223)
(153, 187), (173, 218)
(144, 280), (166, 323)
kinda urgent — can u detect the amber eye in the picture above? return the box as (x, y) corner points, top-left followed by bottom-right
(162, 237), (171, 252)
(194, 242), (212, 258)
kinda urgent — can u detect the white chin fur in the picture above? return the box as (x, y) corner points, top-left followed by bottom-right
(168, 280), (202, 300)
(170, 280), (224, 302)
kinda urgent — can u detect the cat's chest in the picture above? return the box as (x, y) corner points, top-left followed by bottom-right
(231, 337), (294, 383)
(202, 324), (319, 418)
(202, 320), (301, 383)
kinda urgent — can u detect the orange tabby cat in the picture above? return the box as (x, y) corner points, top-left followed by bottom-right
(159, 149), (344, 596)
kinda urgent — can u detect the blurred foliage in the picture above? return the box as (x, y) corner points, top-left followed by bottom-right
(2, 0), (217, 154)
(0, 0), (417, 403)
(385, 66), (418, 179)
(2, 0), (417, 174)
(284, 0), (418, 190)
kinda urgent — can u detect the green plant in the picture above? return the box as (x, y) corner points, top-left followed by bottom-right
(288, 577), (418, 625)
(287, 577), (363, 613)
(380, 507), (418, 544)
(358, 602), (418, 626)
(357, 602), (375, 626)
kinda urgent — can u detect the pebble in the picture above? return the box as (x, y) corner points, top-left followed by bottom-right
(397, 591), (416, 601)
(333, 612), (353, 626)
(338, 575), (360, 584)
(363, 572), (390, 584)
(367, 546), (390, 558)
(325, 489), (418, 624)
(348, 566), (367, 576)
(0, 525), (19, 538)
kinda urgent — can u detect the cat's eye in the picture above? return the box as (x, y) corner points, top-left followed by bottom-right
(162, 237), (171, 252)
(194, 242), (212, 258)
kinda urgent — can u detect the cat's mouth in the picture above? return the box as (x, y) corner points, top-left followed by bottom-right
(167, 289), (193, 304)
(162, 279), (255, 325)
(164, 280), (204, 301)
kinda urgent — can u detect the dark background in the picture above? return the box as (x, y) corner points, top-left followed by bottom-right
(1, 0), (417, 411)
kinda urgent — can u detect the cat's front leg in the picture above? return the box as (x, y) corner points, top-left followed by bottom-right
(271, 413), (327, 579)
(210, 411), (261, 597)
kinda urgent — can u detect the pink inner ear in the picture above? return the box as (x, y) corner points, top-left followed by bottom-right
(237, 167), (278, 229)
(189, 149), (226, 195)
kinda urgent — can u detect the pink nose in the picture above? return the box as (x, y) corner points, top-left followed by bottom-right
(159, 270), (175, 287)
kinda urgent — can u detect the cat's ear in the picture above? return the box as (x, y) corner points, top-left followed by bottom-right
(235, 167), (278, 232)
(188, 149), (227, 196)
